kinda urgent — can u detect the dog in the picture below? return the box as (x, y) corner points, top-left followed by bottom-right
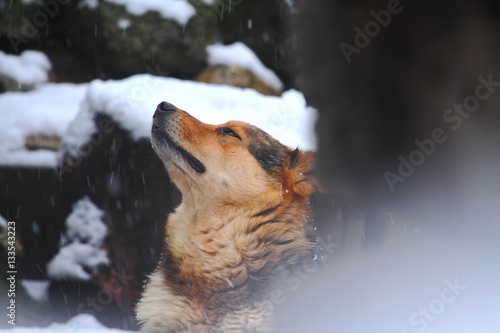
(136, 101), (316, 332)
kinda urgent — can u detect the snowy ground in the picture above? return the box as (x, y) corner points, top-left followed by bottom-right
(4, 314), (134, 333)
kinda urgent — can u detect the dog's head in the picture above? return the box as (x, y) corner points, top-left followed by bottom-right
(151, 101), (316, 207)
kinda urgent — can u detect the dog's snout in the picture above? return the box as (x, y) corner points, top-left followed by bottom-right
(153, 102), (177, 131)
(157, 101), (176, 113)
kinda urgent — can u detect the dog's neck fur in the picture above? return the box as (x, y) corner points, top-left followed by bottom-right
(143, 190), (314, 332)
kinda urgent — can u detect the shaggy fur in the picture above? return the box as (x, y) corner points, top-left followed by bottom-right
(136, 102), (316, 332)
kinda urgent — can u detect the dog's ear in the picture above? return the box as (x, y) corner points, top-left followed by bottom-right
(282, 149), (317, 197)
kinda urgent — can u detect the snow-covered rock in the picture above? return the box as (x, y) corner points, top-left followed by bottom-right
(58, 0), (217, 79)
(61, 74), (316, 159)
(0, 78), (316, 167)
(103, 0), (196, 25)
(46, 242), (109, 281)
(0, 82), (88, 167)
(206, 42), (284, 91)
(0, 75), (316, 168)
(46, 196), (108, 281)
(0, 50), (52, 91)
(65, 196), (107, 245)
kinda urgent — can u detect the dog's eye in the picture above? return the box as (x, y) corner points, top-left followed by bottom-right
(219, 127), (242, 141)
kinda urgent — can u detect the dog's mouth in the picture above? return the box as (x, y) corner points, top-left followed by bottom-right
(152, 128), (206, 174)
(176, 146), (206, 174)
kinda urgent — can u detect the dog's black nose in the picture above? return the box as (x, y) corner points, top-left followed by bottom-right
(157, 101), (176, 112)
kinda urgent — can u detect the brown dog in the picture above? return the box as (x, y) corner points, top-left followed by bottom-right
(136, 101), (316, 332)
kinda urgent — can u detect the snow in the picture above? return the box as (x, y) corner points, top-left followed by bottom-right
(4, 314), (134, 333)
(0, 62), (312, 168)
(61, 74), (316, 158)
(283, 0), (298, 12)
(274, 177), (500, 333)
(20, 280), (50, 303)
(0, 50), (52, 88)
(0, 82), (88, 167)
(77, 0), (197, 25)
(103, 0), (196, 25)
(276, 236), (500, 333)
(117, 18), (131, 32)
(46, 196), (109, 281)
(78, 0), (99, 9)
(65, 196), (107, 245)
(0, 214), (7, 227)
(46, 242), (109, 281)
(0, 75), (315, 168)
(206, 42), (284, 91)
(0, 150), (58, 168)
